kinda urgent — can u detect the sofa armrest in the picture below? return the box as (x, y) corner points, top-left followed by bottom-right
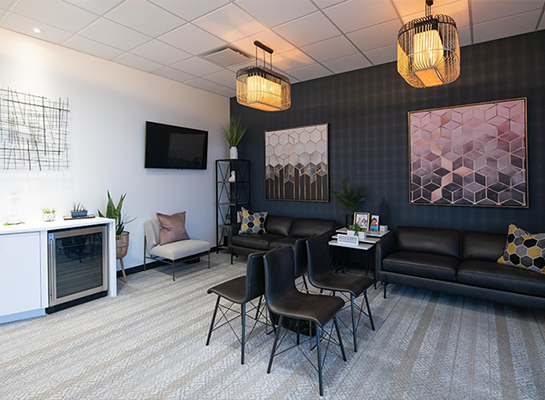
(228, 222), (241, 246)
(375, 231), (395, 278)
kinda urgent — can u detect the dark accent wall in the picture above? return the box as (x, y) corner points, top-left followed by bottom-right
(230, 30), (545, 233)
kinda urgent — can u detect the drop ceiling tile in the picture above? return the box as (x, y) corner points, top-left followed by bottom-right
(348, 19), (401, 52)
(153, 67), (195, 82)
(203, 69), (236, 88)
(286, 63), (332, 81)
(457, 26), (471, 46)
(79, 18), (150, 51)
(324, 0), (399, 33)
(0, 12), (73, 44)
(193, 3), (266, 43)
(171, 56), (224, 75)
(10, 0), (98, 33)
(159, 24), (226, 55)
(231, 30), (295, 56)
(236, 0), (317, 28)
(313, 0), (348, 9)
(273, 12), (340, 47)
(0, 0), (14, 8)
(322, 53), (372, 73)
(393, 0), (460, 17)
(104, 1), (185, 37)
(273, 48), (315, 70)
(473, 9), (541, 44)
(364, 44), (397, 65)
(63, 0), (124, 15)
(63, 35), (124, 59)
(131, 39), (191, 65)
(401, 0), (470, 27)
(471, 0), (544, 24)
(184, 77), (229, 93)
(227, 60), (255, 72)
(113, 53), (163, 72)
(300, 35), (358, 62)
(149, 0), (228, 22)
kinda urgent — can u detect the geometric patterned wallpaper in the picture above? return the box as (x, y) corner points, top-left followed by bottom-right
(409, 98), (527, 207)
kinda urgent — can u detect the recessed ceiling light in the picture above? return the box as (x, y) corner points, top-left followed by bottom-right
(33, 28), (41, 33)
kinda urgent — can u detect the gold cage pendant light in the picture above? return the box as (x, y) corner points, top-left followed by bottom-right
(397, 0), (460, 88)
(236, 41), (291, 112)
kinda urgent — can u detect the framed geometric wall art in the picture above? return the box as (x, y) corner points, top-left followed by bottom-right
(265, 123), (328, 202)
(409, 98), (527, 207)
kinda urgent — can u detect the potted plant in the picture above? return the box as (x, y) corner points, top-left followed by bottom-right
(222, 117), (246, 159)
(42, 208), (56, 222)
(332, 179), (367, 227)
(97, 192), (136, 281)
(348, 224), (368, 240)
(71, 203), (88, 218)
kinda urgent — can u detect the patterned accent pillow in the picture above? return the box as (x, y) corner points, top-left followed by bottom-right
(239, 207), (267, 234)
(497, 224), (545, 273)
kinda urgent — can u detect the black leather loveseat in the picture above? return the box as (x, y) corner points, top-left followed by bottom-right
(229, 215), (337, 265)
(376, 226), (545, 309)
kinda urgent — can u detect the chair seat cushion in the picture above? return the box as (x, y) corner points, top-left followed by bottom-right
(231, 233), (284, 250)
(310, 273), (374, 298)
(150, 239), (210, 260)
(457, 260), (545, 298)
(269, 236), (300, 249)
(207, 276), (247, 303)
(382, 251), (459, 281)
(269, 291), (345, 327)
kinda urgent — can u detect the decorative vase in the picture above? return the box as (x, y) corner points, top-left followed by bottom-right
(43, 212), (55, 222)
(347, 230), (356, 236)
(345, 214), (353, 228)
(229, 146), (238, 159)
(358, 231), (367, 240)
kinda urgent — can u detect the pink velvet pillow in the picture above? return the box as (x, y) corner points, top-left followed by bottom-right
(156, 212), (190, 245)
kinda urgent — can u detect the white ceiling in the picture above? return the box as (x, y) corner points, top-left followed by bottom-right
(1, 0), (544, 98)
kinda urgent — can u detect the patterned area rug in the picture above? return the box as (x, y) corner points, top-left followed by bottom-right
(1, 252), (544, 399)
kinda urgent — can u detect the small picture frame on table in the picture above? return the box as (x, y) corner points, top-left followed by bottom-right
(370, 215), (379, 231)
(353, 212), (370, 231)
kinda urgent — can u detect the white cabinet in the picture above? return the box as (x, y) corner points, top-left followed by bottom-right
(0, 232), (42, 317)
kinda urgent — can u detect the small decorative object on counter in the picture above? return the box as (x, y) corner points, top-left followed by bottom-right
(229, 171), (236, 182)
(42, 208), (56, 222)
(71, 202), (88, 218)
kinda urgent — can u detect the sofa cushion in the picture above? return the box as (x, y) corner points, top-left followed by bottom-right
(396, 226), (460, 258)
(239, 207), (267, 234)
(497, 225), (545, 274)
(264, 215), (293, 237)
(269, 236), (300, 249)
(289, 218), (336, 238)
(382, 251), (459, 281)
(231, 233), (284, 251)
(458, 260), (545, 297)
(462, 231), (506, 261)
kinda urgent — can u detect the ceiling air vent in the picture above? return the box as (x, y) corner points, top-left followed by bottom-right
(202, 47), (251, 68)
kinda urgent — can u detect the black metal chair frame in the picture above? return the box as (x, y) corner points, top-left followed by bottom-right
(307, 234), (376, 353)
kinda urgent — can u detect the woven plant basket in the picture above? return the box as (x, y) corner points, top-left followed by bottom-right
(116, 231), (129, 260)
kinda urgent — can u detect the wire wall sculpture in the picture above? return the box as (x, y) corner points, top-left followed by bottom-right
(0, 88), (70, 171)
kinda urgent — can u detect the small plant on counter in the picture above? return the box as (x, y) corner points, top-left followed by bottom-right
(71, 202), (88, 218)
(348, 224), (367, 233)
(42, 208), (56, 222)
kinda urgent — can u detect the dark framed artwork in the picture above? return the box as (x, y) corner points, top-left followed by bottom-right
(408, 98), (527, 207)
(265, 123), (328, 202)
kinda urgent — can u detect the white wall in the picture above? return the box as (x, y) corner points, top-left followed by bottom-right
(0, 28), (229, 270)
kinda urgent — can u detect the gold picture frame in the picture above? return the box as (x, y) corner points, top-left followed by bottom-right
(353, 212), (370, 230)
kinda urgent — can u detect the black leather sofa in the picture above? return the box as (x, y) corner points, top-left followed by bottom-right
(229, 215), (337, 266)
(376, 226), (545, 309)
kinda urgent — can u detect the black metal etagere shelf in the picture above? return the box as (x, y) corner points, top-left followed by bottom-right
(215, 159), (251, 250)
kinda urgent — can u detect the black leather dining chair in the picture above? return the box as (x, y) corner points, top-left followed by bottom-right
(205, 253), (265, 365)
(263, 246), (347, 396)
(306, 233), (375, 352)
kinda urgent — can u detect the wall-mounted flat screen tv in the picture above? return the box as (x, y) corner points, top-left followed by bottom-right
(145, 121), (208, 170)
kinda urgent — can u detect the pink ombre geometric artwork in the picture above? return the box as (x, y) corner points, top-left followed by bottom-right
(409, 98), (527, 207)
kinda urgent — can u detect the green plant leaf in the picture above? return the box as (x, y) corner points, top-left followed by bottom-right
(331, 178), (366, 211)
(222, 117), (247, 147)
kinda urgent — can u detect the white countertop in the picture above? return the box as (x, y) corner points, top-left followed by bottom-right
(0, 217), (115, 235)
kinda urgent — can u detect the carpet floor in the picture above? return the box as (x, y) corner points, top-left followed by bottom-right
(1, 252), (544, 400)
